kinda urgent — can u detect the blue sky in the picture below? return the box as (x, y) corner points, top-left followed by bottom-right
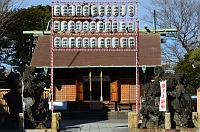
(24, 0), (151, 29)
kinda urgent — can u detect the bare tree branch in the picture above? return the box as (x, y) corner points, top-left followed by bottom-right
(0, 0), (25, 37)
(142, 0), (200, 67)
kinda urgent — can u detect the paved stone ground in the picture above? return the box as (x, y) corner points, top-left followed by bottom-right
(55, 119), (131, 132)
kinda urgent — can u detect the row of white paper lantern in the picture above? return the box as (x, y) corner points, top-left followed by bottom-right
(54, 37), (135, 48)
(53, 20), (135, 33)
(53, 4), (135, 17)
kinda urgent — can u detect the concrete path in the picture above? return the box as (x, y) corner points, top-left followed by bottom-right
(59, 120), (131, 132)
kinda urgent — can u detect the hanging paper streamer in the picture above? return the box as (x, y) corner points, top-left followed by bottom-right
(159, 80), (167, 111)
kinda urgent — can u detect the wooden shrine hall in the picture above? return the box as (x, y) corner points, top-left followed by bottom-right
(30, 33), (161, 111)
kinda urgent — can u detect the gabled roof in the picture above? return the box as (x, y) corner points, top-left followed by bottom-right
(30, 33), (161, 67)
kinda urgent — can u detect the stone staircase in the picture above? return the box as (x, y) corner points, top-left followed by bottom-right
(58, 101), (130, 120)
(66, 101), (116, 111)
(60, 111), (129, 120)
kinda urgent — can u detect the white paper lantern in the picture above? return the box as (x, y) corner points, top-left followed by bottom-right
(120, 4), (126, 17)
(119, 20), (126, 32)
(128, 20), (135, 32)
(98, 37), (105, 48)
(128, 37), (135, 48)
(112, 20), (118, 33)
(90, 21), (96, 33)
(76, 4), (82, 16)
(61, 4), (68, 16)
(90, 37), (97, 48)
(120, 37), (127, 48)
(54, 37), (61, 48)
(61, 21), (68, 32)
(62, 37), (68, 48)
(76, 37), (82, 48)
(105, 20), (111, 32)
(98, 4), (105, 17)
(75, 21), (82, 32)
(97, 21), (104, 32)
(83, 37), (89, 48)
(105, 4), (112, 17)
(53, 20), (60, 32)
(105, 37), (111, 48)
(128, 4), (135, 17)
(69, 37), (75, 48)
(112, 37), (119, 48)
(83, 4), (90, 16)
(91, 4), (98, 17)
(54, 4), (60, 16)
(68, 20), (75, 32)
(82, 21), (89, 32)
(68, 5), (75, 16)
(112, 4), (119, 17)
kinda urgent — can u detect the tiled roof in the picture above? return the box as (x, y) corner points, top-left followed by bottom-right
(30, 33), (161, 67)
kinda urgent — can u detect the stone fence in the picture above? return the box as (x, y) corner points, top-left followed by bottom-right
(128, 112), (199, 132)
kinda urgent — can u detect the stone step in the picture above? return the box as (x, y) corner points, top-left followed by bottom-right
(67, 103), (115, 111)
(60, 111), (129, 120)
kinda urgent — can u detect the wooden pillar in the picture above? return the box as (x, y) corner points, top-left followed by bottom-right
(89, 71), (92, 100)
(100, 71), (103, 101)
(165, 112), (171, 129)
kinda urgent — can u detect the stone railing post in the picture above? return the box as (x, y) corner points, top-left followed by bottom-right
(192, 112), (198, 128)
(19, 113), (24, 132)
(128, 112), (138, 131)
(57, 112), (61, 131)
(51, 113), (57, 132)
(165, 112), (171, 129)
(52, 112), (61, 132)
